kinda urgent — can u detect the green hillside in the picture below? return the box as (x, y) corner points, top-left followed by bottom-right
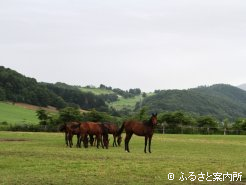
(80, 87), (114, 95)
(0, 66), (109, 111)
(0, 102), (39, 124)
(2, 66), (246, 120)
(109, 95), (142, 110)
(140, 84), (246, 120)
(80, 86), (145, 111)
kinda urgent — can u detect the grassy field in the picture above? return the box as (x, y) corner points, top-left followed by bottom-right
(109, 95), (142, 110)
(79, 87), (141, 110)
(80, 87), (114, 95)
(80, 87), (155, 111)
(0, 102), (39, 125)
(0, 132), (245, 185)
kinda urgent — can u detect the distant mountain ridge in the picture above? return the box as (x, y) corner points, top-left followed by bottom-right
(238, 83), (246, 91)
(1, 66), (246, 120)
(139, 84), (246, 120)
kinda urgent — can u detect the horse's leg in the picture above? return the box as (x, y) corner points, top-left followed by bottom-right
(89, 134), (94, 146)
(100, 135), (105, 149)
(68, 133), (72, 148)
(78, 134), (82, 148)
(125, 133), (133, 152)
(69, 133), (74, 147)
(124, 133), (128, 152)
(113, 135), (117, 147)
(103, 134), (109, 149)
(93, 136), (97, 146)
(144, 136), (148, 153)
(76, 134), (80, 148)
(65, 132), (68, 147)
(95, 135), (101, 149)
(82, 134), (88, 148)
(149, 135), (152, 153)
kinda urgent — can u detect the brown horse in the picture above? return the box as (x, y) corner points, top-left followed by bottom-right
(103, 123), (122, 147)
(117, 113), (158, 153)
(59, 122), (81, 148)
(79, 122), (109, 149)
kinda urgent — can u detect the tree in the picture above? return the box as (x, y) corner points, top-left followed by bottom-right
(233, 118), (246, 131)
(197, 116), (218, 128)
(81, 109), (112, 122)
(129, 88), (141, 95)
(221, 118), (231, 135)
(142, 92), (147, 98)
(161, 111), (193, 128)
(139, 107), (148, 120)
(58, 107), (82, 123)
(197, 116), (218, 134)
(0, 87), (6, 100)
(36, 109), (49, 126)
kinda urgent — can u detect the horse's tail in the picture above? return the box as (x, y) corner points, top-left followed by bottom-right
(117, 122), (125, 136)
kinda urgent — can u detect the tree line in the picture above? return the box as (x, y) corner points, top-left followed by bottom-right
(0, 66), (140, 114)
(34, 107), (246, 134)
(2, 66), (246, 125)
(137, 84), (246, 121)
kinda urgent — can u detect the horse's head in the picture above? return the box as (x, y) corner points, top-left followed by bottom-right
(58, 123), (66, 132)
(83, 136), (89, 148)
(151, 113), (158, 125)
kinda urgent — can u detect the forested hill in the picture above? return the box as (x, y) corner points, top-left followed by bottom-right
(139, 84), (246, 120)
(0, 66), (108, 111)
(1, 66), (246, 120)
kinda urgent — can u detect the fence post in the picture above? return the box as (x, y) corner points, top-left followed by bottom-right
(162, 123), (165, 134)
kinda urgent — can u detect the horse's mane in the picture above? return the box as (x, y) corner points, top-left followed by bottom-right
(143, 118), (154, 126)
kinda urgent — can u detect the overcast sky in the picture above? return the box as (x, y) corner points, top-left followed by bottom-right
(0, 0), (246, 92)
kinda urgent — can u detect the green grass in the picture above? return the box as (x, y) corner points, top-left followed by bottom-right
(80, 87), (142, 110)
(80, 87), (114, 95)
(80, 87), (156, 111)
(0, 132), (245, 185)
(109, 93), (155, 111)
(109, 95), (142, 110)
(0, 102), (39, 125)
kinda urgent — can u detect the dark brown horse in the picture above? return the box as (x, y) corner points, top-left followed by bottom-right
(59, 122), (81, 148)
(103, 123), (122, 147)
(117, 113), (158, 153)
(79, 122), (109, 149)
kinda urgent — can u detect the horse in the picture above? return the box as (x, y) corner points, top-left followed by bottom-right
(117, 113), (158, 153)
(103, 123), (122, 147)
(59, 122), (81, 148)
(89, 134), (95, 146)
(88, 133), (110, 147)
(79, 122), (109, 149)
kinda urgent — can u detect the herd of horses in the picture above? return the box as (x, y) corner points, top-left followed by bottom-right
(59, 113), (158, 153)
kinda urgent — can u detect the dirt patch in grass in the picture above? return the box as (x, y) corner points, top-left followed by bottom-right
(14, 102), (58, 113)
(0, 138), (31, 142)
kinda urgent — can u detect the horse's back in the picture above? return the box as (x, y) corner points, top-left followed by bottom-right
(124, 120), (152, 136)
(104, 123), (117, 134)
(66, 122), (80, 134)
(80, 122), (102, 135)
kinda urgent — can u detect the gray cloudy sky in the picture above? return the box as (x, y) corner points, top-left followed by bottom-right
(0, 0), (246, 92)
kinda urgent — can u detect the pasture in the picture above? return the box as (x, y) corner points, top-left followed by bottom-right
(110, 95), (142, 110)
(80, 87), (115, 95)
(0, 102), (39, 125)
(0, 132), (245, 185)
